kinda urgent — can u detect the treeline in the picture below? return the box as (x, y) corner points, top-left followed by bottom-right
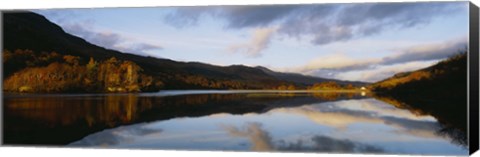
(3, 49), (162, 93)
(164, 74), (281, 90)
(307, 81), (359, 90)
(2, 49), (293, 92)
(271, 81), (361, 90)
(3, 49), (365, 93)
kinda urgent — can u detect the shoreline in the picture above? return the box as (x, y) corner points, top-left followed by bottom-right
(3, 89), (370, 97)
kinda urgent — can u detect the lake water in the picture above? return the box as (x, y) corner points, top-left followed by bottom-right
(3, 90), (467, 155)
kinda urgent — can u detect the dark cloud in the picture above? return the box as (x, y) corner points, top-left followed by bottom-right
(165, 5), (304, 29)
(165, 2), (465, 45)
(380, 38), (467, 65)
(218, 5), (302, 29)
(164, 7), (218, 28)
(280, 2), (465, 45)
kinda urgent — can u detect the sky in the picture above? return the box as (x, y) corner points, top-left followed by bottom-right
(34, 1), (469, 83)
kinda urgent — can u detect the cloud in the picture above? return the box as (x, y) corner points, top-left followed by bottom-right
(165, 2), (466, 45)
(113, 42), (164, 54)
(165, 5), (304, 29)
(217, 5), (302, 29)
(280, 2), (465, 45)
(227, 27), (276, 57)
(381, 37), (467, 65)
(223, 122), (383, 153)
(223, 122), (274, 151)
(287, 37), (467, 82)
(61, 22), (163, 55)
(164, 6), (218, 28)
(279, 135), (383, 153)
(333, 60), (439, 82)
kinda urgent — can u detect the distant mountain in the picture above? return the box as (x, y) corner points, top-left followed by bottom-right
(254, 66), (366, 86)
(2, 11), (367, 93)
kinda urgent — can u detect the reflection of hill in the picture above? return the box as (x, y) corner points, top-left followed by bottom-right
(4, 92), (365, 145)
(374, 96), (467, 148)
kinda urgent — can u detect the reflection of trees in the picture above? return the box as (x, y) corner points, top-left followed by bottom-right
(373, 95), (468, 148)
(311, 92), (362, 100)
(4, 92), (366, 145)
(373, 96), (428, 116)
(436, 127), (468, 149)
(5, 94), (152, 128)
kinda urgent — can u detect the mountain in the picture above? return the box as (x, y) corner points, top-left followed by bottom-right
(2, 11), (365, 93)
(370, 52), (467, 132)
(254, 66), (366, 86)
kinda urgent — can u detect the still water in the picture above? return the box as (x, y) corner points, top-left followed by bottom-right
(3, 90), (467, 155)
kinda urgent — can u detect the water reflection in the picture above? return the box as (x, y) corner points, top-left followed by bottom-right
(221, 122), (383, 153)
(374, 95), (468, 147)
(3, 91), (467, 155)
(3, 91), (363, 145)
(67, 97), (466, 155)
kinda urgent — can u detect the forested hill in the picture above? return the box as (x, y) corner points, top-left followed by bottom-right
(3, 11), (365, 93)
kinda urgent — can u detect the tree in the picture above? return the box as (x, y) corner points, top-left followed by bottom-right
(287, 85), (296, 90)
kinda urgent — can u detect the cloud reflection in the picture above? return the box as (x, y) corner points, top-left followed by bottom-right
(222, 122), (383, 153)
(271, 99), (443, 140)
(223, 122), (273, 151)
(68, 124), (161, 147)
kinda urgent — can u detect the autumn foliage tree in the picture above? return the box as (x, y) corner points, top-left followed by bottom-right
(3, 49), (163, 93)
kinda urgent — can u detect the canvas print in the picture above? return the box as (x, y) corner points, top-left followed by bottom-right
(1, 1), (474, 156)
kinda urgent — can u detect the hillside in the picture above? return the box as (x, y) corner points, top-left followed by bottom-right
(255, 66), (366, 86)
(2, 11), (365, 93)
(370, 52), (467, 132)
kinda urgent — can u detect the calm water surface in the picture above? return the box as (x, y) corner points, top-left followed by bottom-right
(3, 90), (467, 155)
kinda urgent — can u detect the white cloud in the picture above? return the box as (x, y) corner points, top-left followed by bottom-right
(227, 27), (277, 58)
